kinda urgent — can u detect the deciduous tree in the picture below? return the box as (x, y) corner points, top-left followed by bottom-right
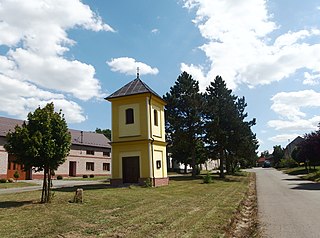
(272, 145), (284, 167)
(95, 128), (111, 140)
(4, 103), (71, 203)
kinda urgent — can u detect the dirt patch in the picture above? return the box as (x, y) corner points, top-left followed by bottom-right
(225, 172), (260, 238)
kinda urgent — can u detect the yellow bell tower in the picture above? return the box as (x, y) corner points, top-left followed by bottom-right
(106, 74), (168, 187)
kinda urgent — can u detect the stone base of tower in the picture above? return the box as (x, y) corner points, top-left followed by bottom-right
(110, 179), (124, 187)
(152, 177), (169, 187)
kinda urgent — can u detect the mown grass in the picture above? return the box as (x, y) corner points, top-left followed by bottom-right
(283, 166), (320, 182)
(0, 174), (250, 238)
(62, 175), (110, 181)
(0, 182), (37, 189)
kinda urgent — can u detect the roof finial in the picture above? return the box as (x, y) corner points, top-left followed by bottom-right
(137, 67), (140, 78)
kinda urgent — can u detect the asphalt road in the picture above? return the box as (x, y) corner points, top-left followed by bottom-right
(0, 179), (107, 195)
(250, 168), (320, 238)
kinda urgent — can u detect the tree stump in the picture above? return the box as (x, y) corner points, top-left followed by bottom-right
(73, 188), (83, 203)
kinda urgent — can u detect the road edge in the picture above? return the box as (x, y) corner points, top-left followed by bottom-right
(225, 172), (260, 237)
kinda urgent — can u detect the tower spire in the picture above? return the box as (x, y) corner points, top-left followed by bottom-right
(137, 67), (140, 78)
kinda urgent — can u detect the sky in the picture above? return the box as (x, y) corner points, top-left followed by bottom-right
(0, 0), (320, 154)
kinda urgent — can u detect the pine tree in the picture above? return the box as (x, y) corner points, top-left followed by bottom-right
(164, 71), (203, 177)
(204, 76), (258, 177)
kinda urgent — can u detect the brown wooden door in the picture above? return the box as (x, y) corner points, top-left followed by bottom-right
(7, 154), (26, 180)
(69, 161), (77, 176)
(122, 156), (140, 183)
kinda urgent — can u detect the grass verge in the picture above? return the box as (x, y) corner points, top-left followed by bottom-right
(282, 166), (320, 182)
(0, 182), (37, 189)
(0, 174), (250, 238)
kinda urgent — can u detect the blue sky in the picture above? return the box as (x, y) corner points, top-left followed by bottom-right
(0, 0), (320, 154)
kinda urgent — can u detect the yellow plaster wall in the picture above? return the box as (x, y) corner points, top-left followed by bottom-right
(109, 92), (168, 182)
(119, 103), (140, 137)
(150, 97), (166, 142)
(152, 143), (167, 178)
(110, 94), (149, 142)
(111, 141), (150, 179)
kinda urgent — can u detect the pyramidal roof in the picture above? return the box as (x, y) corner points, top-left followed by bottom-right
(106, 77), (163, 101)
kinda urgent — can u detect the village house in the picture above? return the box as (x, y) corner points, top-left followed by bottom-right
(0, 116), (111, 180)
(283, 136), (304, 160)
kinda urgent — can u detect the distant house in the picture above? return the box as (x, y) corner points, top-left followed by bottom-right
(0, 116), (111, 180)
(257, 155), (273, 167)
(284, 136), (304, 160)
(257, 157), (266, 167)
(168, 157), (220, 173)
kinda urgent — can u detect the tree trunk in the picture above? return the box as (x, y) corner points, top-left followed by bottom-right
(41, 167), (52, 203)
(41, 170), (46, 203)
(219, 148), (225, 178)
(184, 163), (187, 174)
(47, 169), (51, 203)
(191, 147), (196, 178)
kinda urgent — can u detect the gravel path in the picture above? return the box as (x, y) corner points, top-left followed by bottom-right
(249, 168), (320, 238)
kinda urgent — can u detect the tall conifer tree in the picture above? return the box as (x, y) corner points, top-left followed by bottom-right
(164, 71), (203, 177)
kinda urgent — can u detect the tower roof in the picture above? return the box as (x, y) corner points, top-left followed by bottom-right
(106, 77), (163, 101)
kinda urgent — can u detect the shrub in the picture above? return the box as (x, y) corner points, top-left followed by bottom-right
(0, 178), (7, 183)
(144, 178), (152, 187)
(8, 178), (14, 183)
(83, 175), (88, 178)
(195, 166), (201, 175)
(203, 172), (213, 184)
(279, 158), (298, 168)
(89, 174), (94, 178)
(57, 175), (63, 180)
(13, 170), (20, 182)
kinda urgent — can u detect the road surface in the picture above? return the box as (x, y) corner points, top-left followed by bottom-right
(250, 168), (320, 238)
(0, 179), (107, 195)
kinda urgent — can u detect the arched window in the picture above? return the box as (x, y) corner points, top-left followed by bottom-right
(154, 109), (158, 126)
(125, 108), (134, 124)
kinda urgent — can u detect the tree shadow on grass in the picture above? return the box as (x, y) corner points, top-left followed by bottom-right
(290, 183), (320, 191)
(287, 169), (317, 176)
(0, 200), (34, 209)
(169, 175), (203, 182)
(53, 183), (113, 193)
(169, 175), (240, 183)
(282, 178), (304, 181)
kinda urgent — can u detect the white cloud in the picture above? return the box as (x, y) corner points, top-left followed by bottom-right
(269, 134), (300, 143)
(182, 0), (320, 90)
(267, 118), (319, 131)
(11, 49), (99, 101)
(303, 72), (320, 85)
(271, 90), (320, 120)
(107, 57), (159, 76)
(180, 63), (207, 90)
(0, 74), (85, 123)
(268, 90), (320, 133)
(0, 0), (113, 123)
(151, 28), (160, 34)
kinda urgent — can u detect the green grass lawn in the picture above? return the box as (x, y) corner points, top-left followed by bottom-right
(0, 174), (250, 238)
(0, 182), (37, 189)
(283, 166), (320, 182)
(62, 175), (110, 181)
